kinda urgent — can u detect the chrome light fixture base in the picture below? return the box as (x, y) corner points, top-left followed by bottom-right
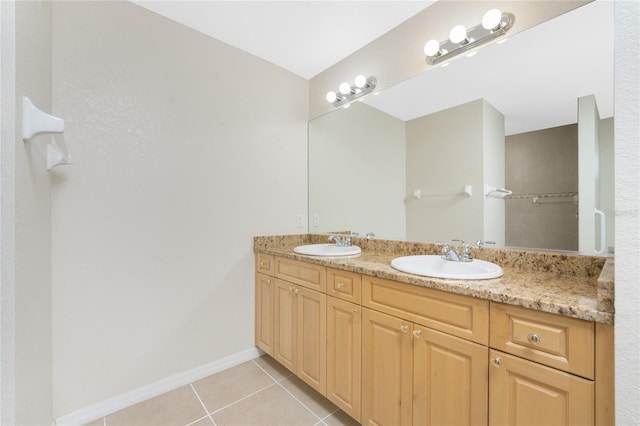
(327, 76), (377, 108)
(425, 12), (514, 65)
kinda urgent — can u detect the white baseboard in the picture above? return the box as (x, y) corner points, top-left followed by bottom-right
(54, 347), (263, 426)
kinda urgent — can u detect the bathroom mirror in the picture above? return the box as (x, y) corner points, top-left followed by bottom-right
(308, 1), (614, 253)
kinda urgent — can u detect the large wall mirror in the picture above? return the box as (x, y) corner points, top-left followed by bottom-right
(308, 1), (613, 253)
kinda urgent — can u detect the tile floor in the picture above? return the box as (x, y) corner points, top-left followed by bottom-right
(84, 355), (360, 426)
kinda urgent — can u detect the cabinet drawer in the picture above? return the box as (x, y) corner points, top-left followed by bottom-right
(256, 253), (275, 275)
(327, 268), (361, 303)
(490, 302), (594, 379)
(275, 257), (326, 292)
(362, 276), (489, 345)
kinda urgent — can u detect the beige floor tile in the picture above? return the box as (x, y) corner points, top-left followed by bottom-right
(193, 360), (276, 412)
(322, 409), (361, 426)
(253, 355), (293, 381)
(106, 386), (206, 426)
(279, 376), (338, 418)
(211, 384), (319, 426)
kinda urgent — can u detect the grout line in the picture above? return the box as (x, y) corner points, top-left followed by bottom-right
(274, 380), (325, 423)
(208, 382), (279, 416)
(184, 413), (215, 426)
(251, 358), (293, 384)
(190, 383), (211, 414)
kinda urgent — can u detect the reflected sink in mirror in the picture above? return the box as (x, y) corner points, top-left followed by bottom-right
(391, 255), (503, 280)
(294, 244), (362, 257)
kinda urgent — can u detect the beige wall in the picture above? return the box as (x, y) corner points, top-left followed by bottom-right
(405, 99), (505, 244)
(505, 124), (579, 250)
(1, 1), (54, 424)
(406, 99), (494, 243)
(51, 1), (308, 417)
(309, 102), (406, 239)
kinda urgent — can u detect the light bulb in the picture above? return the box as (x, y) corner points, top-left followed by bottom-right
(482, 9), (503, 30)
(339, 82), (351, 95)
(449, 25), (468, 44)
(326, 91), (337, 103)
(423, 39), (441, 57)
(354, 75), (367, 88)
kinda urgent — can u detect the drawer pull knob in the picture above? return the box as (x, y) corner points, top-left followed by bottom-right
(351, 308), (359, 313)
(336, 283), (345, 289)
(294, 287), (300, 294)
(527, 333), (541, 344)
(413, 330), (422, 338)
(401, 325), (409, 333)
(492, 357), (502, 367)
(260, 262), (265, 267)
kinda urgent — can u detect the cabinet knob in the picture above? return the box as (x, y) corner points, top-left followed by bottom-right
(267, 279), (271, 283)
(260, 262), (265, 267)
(336, 282), (345, 289)
(492, 357), (502, 367)
(294, 287), (300, 294)
(527, 333), (541, 344)
(289, 286), (295, 292)
(413, 330), (422, 338)
(351, 307), (359, 313)
(400, 325), (409, 333)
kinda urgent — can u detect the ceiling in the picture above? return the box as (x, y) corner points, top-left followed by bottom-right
(131, 1), (435, 79)
(131, 1), (613, 135)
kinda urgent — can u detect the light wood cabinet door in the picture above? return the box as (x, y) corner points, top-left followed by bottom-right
(489, 350), (594, 426)
(362, 308), (413, 426)
(297, 286), (327, 395)
(274, 279), (297, 373)
(413, 325), (488, 426)
(255, 273), (275, 355)
(327, 297), (361, 423)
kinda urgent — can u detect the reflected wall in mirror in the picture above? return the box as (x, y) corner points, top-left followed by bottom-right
(308, 0), (614, 253)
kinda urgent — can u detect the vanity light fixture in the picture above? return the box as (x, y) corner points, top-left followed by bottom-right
(325, 74), (377, 108)
(424, 9), (514, 65)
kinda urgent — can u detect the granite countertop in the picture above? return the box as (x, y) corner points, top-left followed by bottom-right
(254, 234), (614, 325)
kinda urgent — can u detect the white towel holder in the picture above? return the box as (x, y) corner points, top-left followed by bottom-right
(22, 96), (71, 170)
(484, 184), (512, 197)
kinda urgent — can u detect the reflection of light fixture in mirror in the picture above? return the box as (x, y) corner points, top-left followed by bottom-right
(424, 9), (514, 65)
(326, 75), (377, 108)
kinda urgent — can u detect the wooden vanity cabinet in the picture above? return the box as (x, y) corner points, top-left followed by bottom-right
(360, 275), (490, 426)
(488, 302), (613, 426)
(327, 296), (362, 422)
(255, 254), (613, 426)
(270, 258), (327, 395)
(488, 349), (594, 426)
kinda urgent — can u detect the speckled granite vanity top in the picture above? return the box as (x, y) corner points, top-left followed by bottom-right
(254, 234), (614, 325)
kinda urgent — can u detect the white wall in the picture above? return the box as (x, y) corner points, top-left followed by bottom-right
(309, 101), (406, 239)
(614, 1), (640, 423)
(51, 1), (308, 417)
(1, 1), (54, 424)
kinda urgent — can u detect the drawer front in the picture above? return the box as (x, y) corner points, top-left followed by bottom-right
(362, 276), (489, 345)
(256, 253), (275, 275)
(275, 257), (326, 292)
(327, 268), (361, 304)
(490, 302), (594, 379)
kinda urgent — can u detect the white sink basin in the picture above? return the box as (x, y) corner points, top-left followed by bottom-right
(391, 255), (503, 280)
(294, 244), (362, 257)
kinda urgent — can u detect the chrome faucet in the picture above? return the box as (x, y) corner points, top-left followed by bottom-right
(441, 240), (472, 262)
(328, 234), (352, 247)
